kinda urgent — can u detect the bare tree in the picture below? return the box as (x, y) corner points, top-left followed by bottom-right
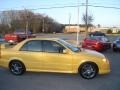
(82, 14), (94, 36)
(0, 9), (63, 34)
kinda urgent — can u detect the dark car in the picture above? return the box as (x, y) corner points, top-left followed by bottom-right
(82, 36), (111, 52)
(113, 37), (120, 52)
(89, 31), (106, 37)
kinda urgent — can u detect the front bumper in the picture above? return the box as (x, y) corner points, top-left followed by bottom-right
(98, 59), (110, 74)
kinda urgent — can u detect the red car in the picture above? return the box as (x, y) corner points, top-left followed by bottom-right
(82, 36), (111, 52)
(4, 30), (35, 44)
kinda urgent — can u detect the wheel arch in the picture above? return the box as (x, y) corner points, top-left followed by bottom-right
(8, 57), (25, 67)
(78, 61), (99, 74)
(9, 58), (26, 75)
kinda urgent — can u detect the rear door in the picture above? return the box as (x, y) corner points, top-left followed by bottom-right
(20, 40), (44, 70)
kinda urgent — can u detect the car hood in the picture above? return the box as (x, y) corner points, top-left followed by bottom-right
(77, 48), (105, 59)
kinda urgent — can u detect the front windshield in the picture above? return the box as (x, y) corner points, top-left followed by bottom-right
(58, 39), (80, 52)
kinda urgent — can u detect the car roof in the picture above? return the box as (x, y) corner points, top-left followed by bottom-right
(89, 32), (106, 36)
(25, 38), (60, 41)
(12, 38), (60, 50)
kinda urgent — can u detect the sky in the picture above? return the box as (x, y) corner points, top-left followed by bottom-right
(1, 0), (120, 27)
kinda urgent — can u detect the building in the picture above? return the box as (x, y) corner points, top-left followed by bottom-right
(64, 24), (120, 34)
(64, 24), (94, 33)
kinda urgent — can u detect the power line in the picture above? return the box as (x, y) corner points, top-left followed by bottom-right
(89, 5), (120, 10)
(0, 4), (120, 12)
(30, 4), (120, 10)
(30, 5), (78, 10)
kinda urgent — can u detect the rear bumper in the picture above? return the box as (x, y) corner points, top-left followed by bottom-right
(93, 45), (104, 52)
(0, 60), (8, 68)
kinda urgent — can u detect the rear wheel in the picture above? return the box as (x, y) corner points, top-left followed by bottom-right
(79, 62), (98, 79)
(9, 60), (26, 75)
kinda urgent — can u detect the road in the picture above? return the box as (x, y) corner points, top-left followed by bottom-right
(0, 34), (120, 90)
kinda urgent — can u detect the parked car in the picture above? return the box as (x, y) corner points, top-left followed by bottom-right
(4, 30), (35, 44)
(89, 31), (106, 37)
(82, 36), (111, 52)
(114, 37), (120, 41)
(113, 37), (120, 52)
(0, 38), (110, 79)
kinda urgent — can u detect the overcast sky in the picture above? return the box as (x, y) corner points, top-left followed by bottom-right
(1, 0), (120, 27)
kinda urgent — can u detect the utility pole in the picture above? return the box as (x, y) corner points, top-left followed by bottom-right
(85, 0), (88, 38)
(26, 17), (29, 39)
(42, 18), (45, 33)
(25, 9), (29, 39)
(69, 13), (71, 31)
(76, 0), (80, 46)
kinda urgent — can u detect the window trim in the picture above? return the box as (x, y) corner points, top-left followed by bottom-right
(19, 40), (43, 52)
(42, 40), (66, 54)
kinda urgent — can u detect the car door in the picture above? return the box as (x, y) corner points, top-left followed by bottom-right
(41, 40), (73, 72)
(20, 40), (44, 70)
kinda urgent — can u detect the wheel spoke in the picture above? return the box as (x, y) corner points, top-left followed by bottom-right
(10, 62), (23, 74)
(81, 63), (96, 79)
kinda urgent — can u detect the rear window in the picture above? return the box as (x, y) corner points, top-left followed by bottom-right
(116, 41), (120, 44)
(20, 40), (42, 52)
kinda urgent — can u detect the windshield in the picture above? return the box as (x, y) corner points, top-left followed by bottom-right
(58, 39), (80, 52)
(89, 36), (109, 42)
(116, 41), (120, 44)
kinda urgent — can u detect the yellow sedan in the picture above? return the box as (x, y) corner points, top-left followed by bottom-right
(0, 38), (110, 79)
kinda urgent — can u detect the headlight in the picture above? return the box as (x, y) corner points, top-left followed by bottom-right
(102, 57), (109, 63)
(102, 58), (107, 62)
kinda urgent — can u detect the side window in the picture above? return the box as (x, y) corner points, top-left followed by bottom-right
(42, 40), (65, 53)
(20, 40), (42, 52)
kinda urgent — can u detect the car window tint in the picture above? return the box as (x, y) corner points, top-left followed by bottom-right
(87, 37), (96, 40)
(42, 40), (65, 53)
(20, 40), (42, 52)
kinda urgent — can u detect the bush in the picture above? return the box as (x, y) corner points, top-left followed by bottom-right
(107, 29), (112, 34)
(117, 31), (120, 34)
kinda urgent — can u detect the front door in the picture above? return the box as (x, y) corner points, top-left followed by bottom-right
(41, 40), (73, 72)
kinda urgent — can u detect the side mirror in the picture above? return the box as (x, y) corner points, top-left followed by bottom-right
(63, 49), (69, 54)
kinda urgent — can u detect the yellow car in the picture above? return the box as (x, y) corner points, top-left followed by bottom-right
(0, 38), (110, 79)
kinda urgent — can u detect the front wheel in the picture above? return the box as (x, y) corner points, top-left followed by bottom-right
(79, 62), (98, 79)
(9, 61), (26, 75)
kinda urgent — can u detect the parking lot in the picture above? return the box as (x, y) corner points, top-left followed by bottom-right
(0, 34), (120, 90)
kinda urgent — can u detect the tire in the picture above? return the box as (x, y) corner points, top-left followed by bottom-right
(113, 45), (117, 52)
(113, 48), (117, 52)
(9, 60), (26, 75)
(79, 62), (98, 79)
